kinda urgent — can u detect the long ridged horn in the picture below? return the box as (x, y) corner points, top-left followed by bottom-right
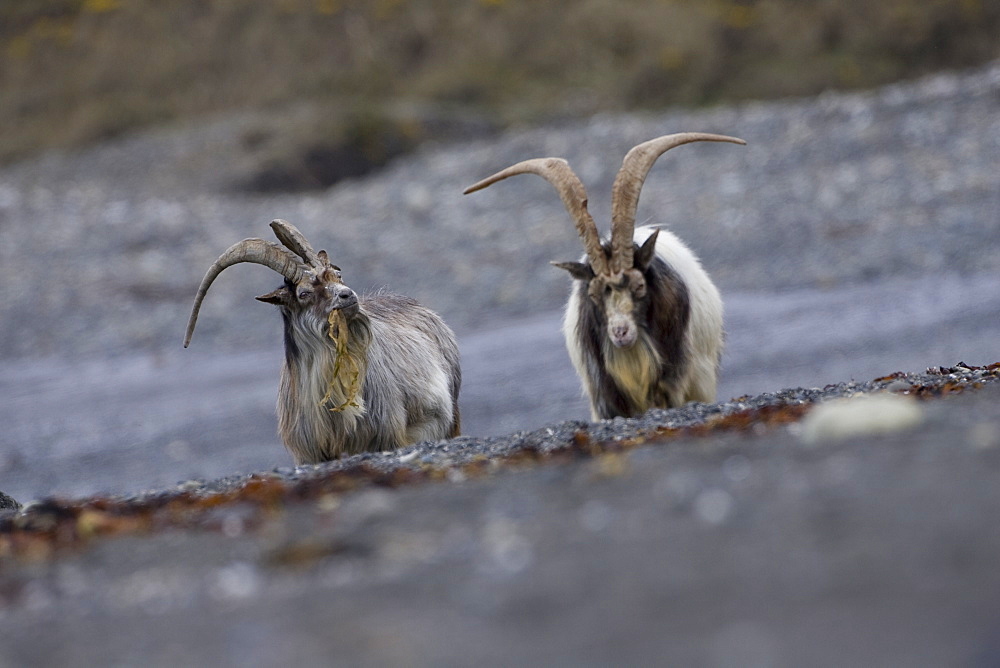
(610, 132), (746, 273)
(464, 157), (609, 276)
(184, 238), (307, 348)
(270, 218), (321, 267)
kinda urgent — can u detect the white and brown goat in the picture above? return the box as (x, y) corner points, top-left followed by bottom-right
(184, 219), (461, 463)
(465, 133), (743, 419)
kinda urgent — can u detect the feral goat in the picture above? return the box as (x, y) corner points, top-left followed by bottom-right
(184, 219), (461, 463)
(465, 132), (744, 419)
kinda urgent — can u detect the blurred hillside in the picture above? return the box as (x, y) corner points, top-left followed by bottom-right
(2, 0), (999, 187)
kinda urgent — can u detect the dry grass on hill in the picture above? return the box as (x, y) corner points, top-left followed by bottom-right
(2, 0), (998, 184)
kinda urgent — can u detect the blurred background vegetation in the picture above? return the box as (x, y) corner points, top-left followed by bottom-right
(2, 0), (999, 188)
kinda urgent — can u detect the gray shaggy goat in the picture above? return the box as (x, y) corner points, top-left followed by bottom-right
(184, 219), (461, 463)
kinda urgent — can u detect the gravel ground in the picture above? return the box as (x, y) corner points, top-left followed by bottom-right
(0, 61), (997, 358)
(1, 59), (997, 501)
(151, 363), (1000, 497)
(0, 61), (998, 665)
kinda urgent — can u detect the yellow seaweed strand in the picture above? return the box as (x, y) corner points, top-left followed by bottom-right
(320, 309), (362, 412)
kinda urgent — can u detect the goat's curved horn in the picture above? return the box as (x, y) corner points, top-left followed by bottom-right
(464, 157), (609, 275)
(610, 132), (746, 273)
(270, 218), (322, 267)
(184, 238), (307, 348)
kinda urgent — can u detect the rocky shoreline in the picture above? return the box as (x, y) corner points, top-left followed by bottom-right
(1, 362), (999, 666)
(2, 361), (997, 546)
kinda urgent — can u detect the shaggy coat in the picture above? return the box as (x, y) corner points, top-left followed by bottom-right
(274, 290), (462, 463)
(563, 226), (723, 419)
(184, 219), (462, 465)
(462, 131), (741, 422)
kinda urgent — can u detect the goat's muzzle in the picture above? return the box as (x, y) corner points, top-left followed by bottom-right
(608, 316), (638, 349)
(328, 285), (359, 314)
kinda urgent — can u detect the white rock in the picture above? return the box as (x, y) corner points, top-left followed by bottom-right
(799, 393), (924, 445)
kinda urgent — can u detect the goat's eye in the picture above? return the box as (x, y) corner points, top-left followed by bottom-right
(297, 290), (312, 300)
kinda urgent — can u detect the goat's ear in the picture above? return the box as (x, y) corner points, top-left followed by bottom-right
(635, 229), (660, 270)
(255, 286), (291, 305)
(551, 261), (595, 282)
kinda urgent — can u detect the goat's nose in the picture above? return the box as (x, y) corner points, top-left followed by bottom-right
(337, 287), (354, 300)
(610, 323), (635, 347)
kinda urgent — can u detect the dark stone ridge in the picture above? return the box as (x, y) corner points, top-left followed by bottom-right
(0, 491), (20, 511)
